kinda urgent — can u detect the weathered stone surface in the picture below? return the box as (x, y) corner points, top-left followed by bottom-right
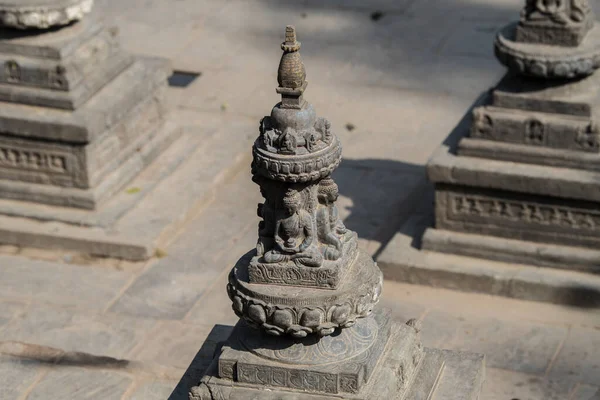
(0, 254), (131, 309)
(571, 385), (600, 400)
(27, 368), (131, 400)
(128, 381), (176, 400)
(491, 71), (600, 117)
(0, 304), (157, 359)
(0, 0), (93, 30)
(378, 215), (600, 306)
(130, 322), (216, 370)
(481, 368), (574, 400)
(548, 326), (600, 385)
(0, 356), (43, 400)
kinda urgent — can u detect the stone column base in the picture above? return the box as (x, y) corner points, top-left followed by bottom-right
(189, 309), (485, 400)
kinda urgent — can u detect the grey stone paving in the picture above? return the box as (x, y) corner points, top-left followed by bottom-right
(0, 0), (598, 399)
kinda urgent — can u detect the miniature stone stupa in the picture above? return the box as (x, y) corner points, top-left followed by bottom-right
(422, 0), (600, 275)
(0, 0), (199, 259)
(188, 26), (485, 400)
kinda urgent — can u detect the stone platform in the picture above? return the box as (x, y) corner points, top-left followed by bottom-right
(378, 202), (600, 306)
(190, 309), (485, 400)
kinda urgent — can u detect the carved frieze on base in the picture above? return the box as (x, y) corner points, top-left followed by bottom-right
(470, 105), (599, 152)
(435, 184), (600, 249)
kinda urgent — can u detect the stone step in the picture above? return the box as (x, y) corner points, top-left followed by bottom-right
(377, 214), (600, 307)
(422, 228), (600, 273)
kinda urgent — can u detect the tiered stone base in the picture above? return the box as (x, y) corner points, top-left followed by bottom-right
(189, 310), (485, 400)
(0, 19), (207, 260)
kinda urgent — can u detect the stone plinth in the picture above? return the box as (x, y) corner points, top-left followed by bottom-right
(427, 0), (600, 268)
(0, 5), (204, 259)
(192, 309), (485, 400)
(378, 0), (600, 305)
(186, 26), (485, 400)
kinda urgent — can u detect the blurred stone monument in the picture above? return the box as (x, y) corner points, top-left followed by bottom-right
(379, 0), (600, 304)
(187, 26), (485, 400)
(0, 0), (201, 259)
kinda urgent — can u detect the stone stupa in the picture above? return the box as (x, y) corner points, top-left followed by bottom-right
(188, 26), (485, 400)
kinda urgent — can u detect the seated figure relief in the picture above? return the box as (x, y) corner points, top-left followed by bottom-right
(263, 189), (323, 268)
(316, 177), (350, 261)
(522, 0), (589, 24)
(259, 116), (333, 156)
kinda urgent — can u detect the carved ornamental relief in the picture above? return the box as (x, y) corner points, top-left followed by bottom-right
(522, 0), (591, 25)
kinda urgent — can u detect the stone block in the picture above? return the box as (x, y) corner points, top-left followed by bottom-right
(458, 138), (600, 171)
(217, 310), (398, 396)
(491, 72), (600, 117)
(0, 56), (172, 202)
(434, 183), (600, 250)
(0, 20), (134, 110)
(469, 106), (598, 152)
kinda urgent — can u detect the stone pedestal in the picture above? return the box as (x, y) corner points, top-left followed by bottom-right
(427, 0), (600, 271)
(378, 0), (600, 306)
(186, 26), (485, 400)
(0, 3), (202, 260)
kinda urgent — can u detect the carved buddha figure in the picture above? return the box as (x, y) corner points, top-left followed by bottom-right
(522, 0), (589, 24)
(263, 189), (323, 267)
(317, 178), (349, 261)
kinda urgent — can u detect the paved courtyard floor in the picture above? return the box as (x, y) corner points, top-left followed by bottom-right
(0, 0), (599, 398)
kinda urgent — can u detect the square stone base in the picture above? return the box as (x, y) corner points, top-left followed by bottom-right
(0, 56), (171, 205)
(0, 123), (205, 260)
(189, 316), (485, 399)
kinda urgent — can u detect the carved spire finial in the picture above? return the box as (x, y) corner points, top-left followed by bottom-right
(277, 25), (307, 109)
